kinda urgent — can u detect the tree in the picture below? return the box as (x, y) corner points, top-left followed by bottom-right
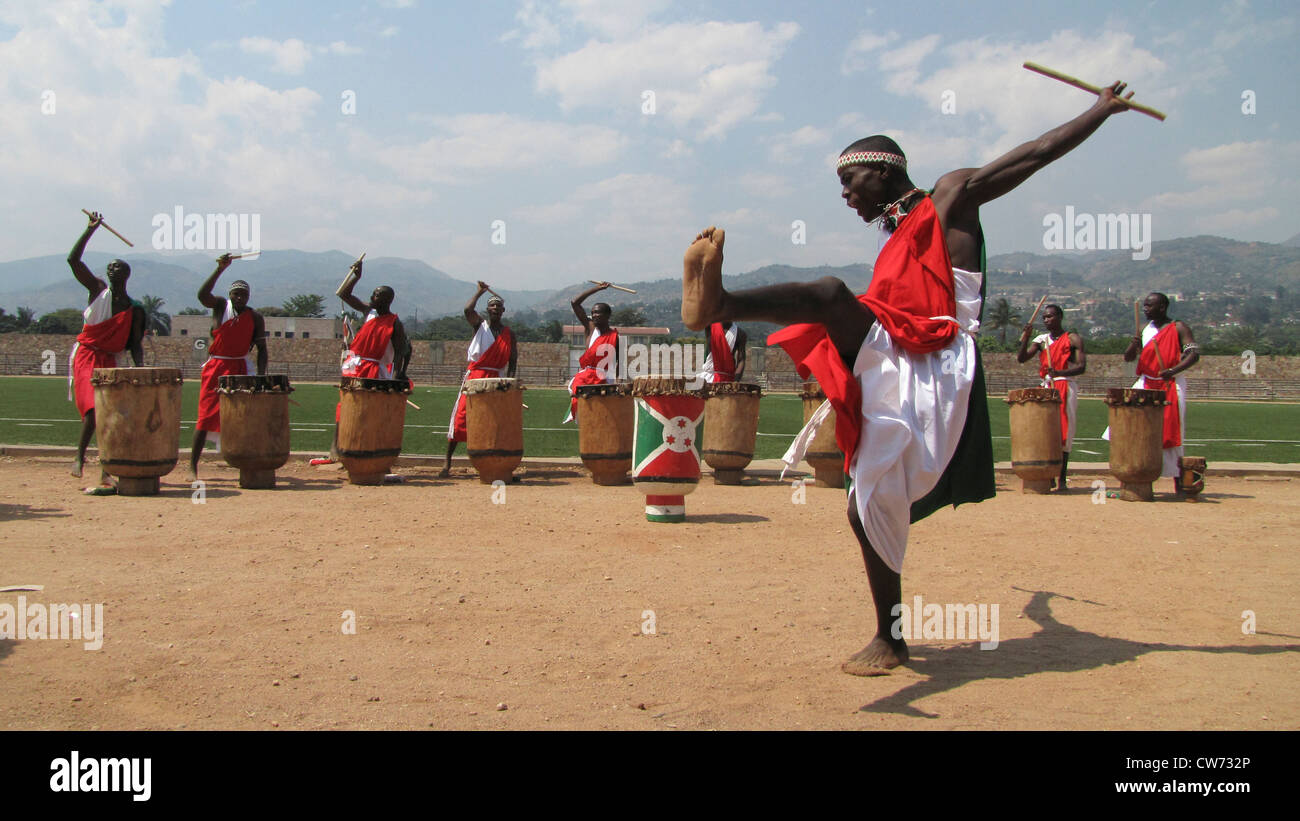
(984, 297), (1023, 345)
(139, 294), (171, 335)
(610, 306), (648, 327)
(282, 294), (327, 317)
(35, 308), (85, 335)
(178, 306), (208, 315)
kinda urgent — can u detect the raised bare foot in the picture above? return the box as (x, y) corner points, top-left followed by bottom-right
(681, 226), (726, 330)
(841, 636), (909, 676)
(71, 457), (83, 478)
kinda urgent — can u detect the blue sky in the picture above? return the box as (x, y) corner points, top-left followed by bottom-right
(2, 0), (1296, 288)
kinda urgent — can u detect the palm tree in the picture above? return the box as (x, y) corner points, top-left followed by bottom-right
(139, 295), (171, 335)
(985, 298), (1023, 345)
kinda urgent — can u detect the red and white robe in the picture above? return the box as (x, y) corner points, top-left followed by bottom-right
(68, 289), (134, 417)
(448, 321), (515, 442)
(697, 322), (738, 384)
(1035, 331), (1077, 452)
(1104, 321), (1185, 477)
(196, 300), (257, 439)
(564, 327), (619, 423)
(336, 310), (398, 422)
(772, 195), (992, 574)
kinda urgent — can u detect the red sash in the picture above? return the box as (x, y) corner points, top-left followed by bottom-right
(768, 197), (956, 471)
(1138, 323), (1182, 448)
(707, 323), (736, 383)
(347, 312), (397, 379)
(568, 329), (618, 419)
(196, 308), (256, 432)
(450, 326), (515, 442)
(861, 196), (957, 354)
(471, 325), (515, 374)
(72, 307), (135, 416)
(1040, 333), (1073, 445)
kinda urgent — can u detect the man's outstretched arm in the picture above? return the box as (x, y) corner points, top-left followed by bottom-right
(940, 82), (1135, 211)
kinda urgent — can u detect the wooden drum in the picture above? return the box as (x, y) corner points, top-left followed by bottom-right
(1178, 456), (1207, 498)
(466, 377), (524, 485)
(800, 381), (843, 488)
(91, 367), (183, 496)
(338, 377), (410, 485)
(1105, 387), (1166, 501)
(632, 377), (705, 523)
(702, 382), (761, 485)
(218, 374), (292, 489)
(1005, 387), (1063, 494)
(576, 382), (633, 486)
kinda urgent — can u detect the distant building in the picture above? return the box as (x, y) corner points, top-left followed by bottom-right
(563, 324), (670, 349)
(172, 314), (343, 339)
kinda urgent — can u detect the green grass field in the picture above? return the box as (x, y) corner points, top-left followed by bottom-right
(1, 376), (1297, 463)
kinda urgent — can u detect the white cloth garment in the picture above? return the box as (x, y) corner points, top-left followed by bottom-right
(697, 323), (738, 383)
(1102, 321), (1185, 477)
(340, 309), (394, 378)
(1033, 332), (1078, 453)
(447, 320), (502, 437)
(67, 288), (127, 401)
(779, 265), (983, 574)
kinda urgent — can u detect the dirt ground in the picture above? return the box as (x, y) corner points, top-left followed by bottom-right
(1, 455), (1297, 730)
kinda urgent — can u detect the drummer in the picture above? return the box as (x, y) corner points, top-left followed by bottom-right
(329, 259), (411, 460)
(1121, 292), (1199, 492)
(67, 211), (146, 488)
(564, 281), (620, 423)
(189, 254), (268, 479)
(697, 321), (747, 384)
(441, 282), (516, 477)
(1015, 304), (1084, 490)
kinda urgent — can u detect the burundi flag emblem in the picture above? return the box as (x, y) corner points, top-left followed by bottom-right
(633, 397), (704, 478)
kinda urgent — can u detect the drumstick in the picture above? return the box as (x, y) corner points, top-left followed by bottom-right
(1026, 294), (1049, 327)
(335, 253), (366, 297)
(406, 399), (421, 410)
(224, 252), (259, 260)
(590, 280), (638, 294)
(81, 209), (134, 247)
(1023, 62), (1167, 121)
(1134, 300), (1143, 337)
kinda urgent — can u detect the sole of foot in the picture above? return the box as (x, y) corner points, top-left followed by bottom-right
(681, 226), (726, 331)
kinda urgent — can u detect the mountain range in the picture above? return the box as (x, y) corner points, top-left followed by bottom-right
(2, 234), (1297, 329)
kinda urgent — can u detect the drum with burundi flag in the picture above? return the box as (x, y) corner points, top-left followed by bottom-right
(632, 377), (705, 523)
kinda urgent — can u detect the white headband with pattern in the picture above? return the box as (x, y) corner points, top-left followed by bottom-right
(837, 150), (907, 171)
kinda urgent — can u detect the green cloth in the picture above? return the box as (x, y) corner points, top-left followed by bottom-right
(909, 229), (997, 523)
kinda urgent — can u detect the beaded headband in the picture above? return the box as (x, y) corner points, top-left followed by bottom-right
(837, 150), (907, 171)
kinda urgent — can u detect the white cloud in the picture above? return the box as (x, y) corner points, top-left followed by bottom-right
(661, 139), (693, 159)
(841, 31), (898, 75)
(766, 125), (830, 163)
(364, 114), (627, 183)
(323, 41), (362, 56)
(1144, 140), (1300, 212)
(844, 29), (1168, 160)
(239, 37), (313, 74)
(380, 26), (400, 38)
(528, 18), (800, 139)
(877, 34), (939, 94)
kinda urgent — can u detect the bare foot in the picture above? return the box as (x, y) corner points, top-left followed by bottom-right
(71, 457), (83, 478)
(841, 636), (909, 676)
(681, 226), (726, 330)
